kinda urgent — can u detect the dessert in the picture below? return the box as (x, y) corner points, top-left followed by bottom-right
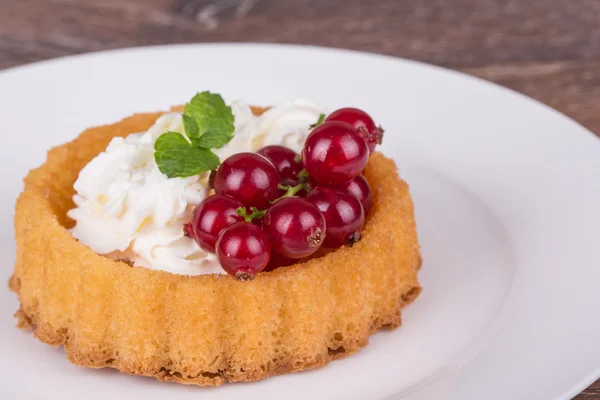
(9, 92), (421, 386)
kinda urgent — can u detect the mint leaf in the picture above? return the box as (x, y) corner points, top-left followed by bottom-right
(310, 113), (326, 129)
(184, 91), (234, 148)
(182, 114), (199, 138)
(154, 132), (220, 178)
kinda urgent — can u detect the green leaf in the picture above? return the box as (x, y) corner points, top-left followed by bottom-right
(310, 113), (326, 129)
(184, 91), (234, 148)
(182, 114), (199, 138)
(154, 132), (220, 178)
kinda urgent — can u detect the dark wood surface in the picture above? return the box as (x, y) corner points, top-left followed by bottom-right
(1, 0), (599, 397)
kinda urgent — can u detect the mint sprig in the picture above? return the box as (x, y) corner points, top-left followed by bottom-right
(155, 91), (234, 178)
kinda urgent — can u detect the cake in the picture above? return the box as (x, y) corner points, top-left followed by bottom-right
(9, 95), (421, 386)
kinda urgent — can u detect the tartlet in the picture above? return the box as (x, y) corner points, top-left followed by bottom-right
(9, 106), (421, 386)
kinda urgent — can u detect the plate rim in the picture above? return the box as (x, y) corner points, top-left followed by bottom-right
(1, 42), (599, 400)
(0, 42), (597, 144)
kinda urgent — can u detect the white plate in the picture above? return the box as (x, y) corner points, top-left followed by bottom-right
(0, 44), (599, 400)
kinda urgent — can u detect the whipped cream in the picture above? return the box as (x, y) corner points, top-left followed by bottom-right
(68, 99), (325, 275)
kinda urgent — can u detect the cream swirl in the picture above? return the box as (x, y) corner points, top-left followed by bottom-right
(68, 99), (325, 275)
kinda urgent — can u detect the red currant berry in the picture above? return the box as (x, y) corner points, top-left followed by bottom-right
(216, 222), (271, 281)
(214, 153), (280, 209)
(187, 195), (244, 253)
(252, 216), (264, 229)
(257, 145), (303, 181)
(326, 174), (372, 214)
(325, 107), (384, 154)
(306, 186), (365, 248)
(263, 251), (295, 272)
(263, 197), (326, 259)
(302, 121), (369, 185)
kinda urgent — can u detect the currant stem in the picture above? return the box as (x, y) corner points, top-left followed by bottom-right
(279, 183), (304, 196)
(297, 168), (310, 183)
(236, 206), (267, 222)
(271, 182), (309, 204)
(309, 113), (326, 129)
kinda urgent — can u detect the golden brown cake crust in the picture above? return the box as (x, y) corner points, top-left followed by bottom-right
(9, 107), (421, 386)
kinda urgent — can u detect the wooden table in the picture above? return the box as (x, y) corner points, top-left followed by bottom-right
(1, 0), (599, 397)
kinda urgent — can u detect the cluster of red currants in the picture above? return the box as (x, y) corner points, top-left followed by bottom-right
(184, 107), (384, 280)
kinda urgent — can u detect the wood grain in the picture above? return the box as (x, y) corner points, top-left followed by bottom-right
(1, 0), (599, 397)
(1, 0), (600, 68)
